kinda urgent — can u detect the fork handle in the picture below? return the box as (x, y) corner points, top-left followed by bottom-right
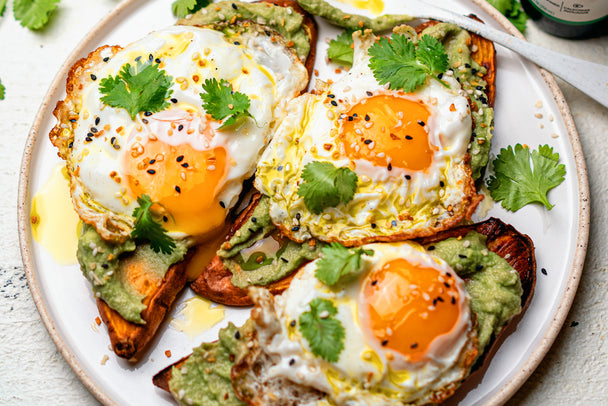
(421, 6), (608, 109)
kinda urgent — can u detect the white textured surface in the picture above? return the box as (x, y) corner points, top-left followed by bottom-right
(0, 1), (606, 405)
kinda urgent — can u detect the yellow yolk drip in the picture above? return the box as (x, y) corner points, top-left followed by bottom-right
(340, 95), (433, 171)
(123, 140), (227, 240)
(30, 164), (80, 265)
(170, 296), (225, 340)
(335, 0), (384, 15)
(362, 258), (461, 363)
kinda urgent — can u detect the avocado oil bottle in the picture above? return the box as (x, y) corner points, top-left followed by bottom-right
(520, 0), (608, 38)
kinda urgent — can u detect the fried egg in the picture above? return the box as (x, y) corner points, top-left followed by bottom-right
(255, 30), (481, 246)
(52, 24), (308, 243)
(255, 241), (477, 405)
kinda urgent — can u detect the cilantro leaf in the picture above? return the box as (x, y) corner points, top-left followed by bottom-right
(487, 144), (566, 211)
(13, 0), (59, 30)
(368, 34), (448, 93)
(297, 161), (358, 215)
(315, 242), (373, 286)
(100, 61), (173, 120)
(0, 0), (7, 17)
(299, 298), (345, 362)
(200, 78), (253, 130)
(486, 0), (528, 33)
(0, 79), (5, 100)
(131, 195), (176, 255)
(171, 0), (210, 19)
(327, 30), (356, 67)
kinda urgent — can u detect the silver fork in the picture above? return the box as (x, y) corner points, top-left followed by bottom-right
(404, 0), (608, 109)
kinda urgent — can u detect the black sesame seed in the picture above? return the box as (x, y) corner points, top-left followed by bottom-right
(90, 127), (98, 133)
(291, 226), (300, 232)
(371, 280), (378, 286)
(570, 321), (579, 327)
(248, 228), (255, 234)
(219, 201), (226, 208)
(427, 245), (435, 251)
(451, 297), (456, 304)
(149, 54), (154, 62)
(366, 91), (373, 96)
(110, 137), (116, 144)
(69, 118), (77, 123)
(113, 144), (121, 150)
(181, 163), (189, 168)
(410, 342), (418, 349)
(476, 85), (483, 90)
(163, 215), (168, 222)
(405, 175), (411, 180)
(465, 63), (471, 68)
(330, 100), (338, 106)
(541, 268), (548, 275)
(68, 142), (73, 148)
(444, 282), (450, 288)
(147, 169), (156, 174)
(479, 96), (488, 104)
(142, 118), (149, 124)
(280, 257), (289, 263)
(95, 117), (100, 126)
(101, 263), (109, 269)
(417, 120), (425, 126)
(295, 213), (301, 220)
(90, 74), (97, 81)
(440, 181), (445, 187)
(176, 155), (184, 162)
(472, 68), (478, 75)
(251, 217), (257, 223)
(437, 296), (444, 302)
(171, 98), (178, 103)
(432, 299), (437, 306)
(381, 340), (388, 346)
(446, 272), (452, 277)
(178, 124), (184, 131)
(476, 265), (484, 271)
(458, 254), (467, 259)
(405, 135), (413, 140)
(328, 94), (335, 98)
(387, 163), (392, 171)
(103, 57), (110, 62)
(289, 359), (295, 366)
(144, 111), (152, 116)
(175, 186), (181, 193)
(364, 139), (372, 144)
(277, 165), (283, 171)
(155, 58), (161, 64)
(352, 113), (358, 117)
(231, 3), (238, 9)
(365, 114), (370, 121)
(135, 56), (142, 62)
(234, 41), (240, 45)
(235, 331), (241, 339)
(149, 159), (156, 164)
(438, 73), (443, 79)
(85, 136), (93, 142)
(391, 220), (397, 227)
(348, 116), (354, 121)
(371, 223), (377, 229)
(290, 320), (296, 327)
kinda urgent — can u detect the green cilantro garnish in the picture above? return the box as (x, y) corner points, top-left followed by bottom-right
(99, 61), (174, 120)
(368, 34), (449, 93)
(0, 79), (5, 100)
(13, 0), (59, 30)
(327, 29), (357, 67)
(297, 161), (358, 215)
(171, 0), (210, 19)
(486, 0), (528, 33)
(315, 242), (373, 286)
(131, 195), (176, 255)
(0, 0), (7, 17)
(487, 144), (566, 211)
(200, 78), (253, 130)
(299, 298), (345, 362)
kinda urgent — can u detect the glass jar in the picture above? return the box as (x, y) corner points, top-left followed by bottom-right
(520, 0), (608, 38)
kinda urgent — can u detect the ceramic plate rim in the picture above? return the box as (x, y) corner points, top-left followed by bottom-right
(17, 0), (589, 404)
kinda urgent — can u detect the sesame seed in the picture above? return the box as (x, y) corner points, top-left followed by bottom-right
(290, 320), (296, 327)
(348, 116), (353, 121)
(219, 201), (225, 208)
(155, 58), (161, 64)
(371, 223), (377, 229)
(417, 120), (425, 126)
(135, 56), (142, 62)
(364, 139), (372, 145)
(113, 144), (121, 150)
(459, 254), (467, 258)
(387, 163), (392, 171)
(181, 163), (189, 168)
(147, 169), (156, 174)
(90, 74), (97, 81)
(101, 263), (109, 269)
(235, 330), (241, 339)
(95, 117), (100, 126)
(381, 340), (388, 346)
(289, 359), (295, 366)
(476, 265), (484, 271)
(371, 280), (378, 286)
(178, 125), (184, 131)
(541, 268), (547, 275)
(171, 98), (178, 103)
(330, 100), (338, 106)
(280, 257), (289, 263)
(175, 186), (181, 193)
(90, 127), (98, 133)
(176, 155), (184, 162)
(391, 220), (397, 227)
(437, 296), (444, 302)
(103, 57), (110, 62)
(440, 181), (445, 187)
(366, 91), (373, 96)
(427, 245), (435, 250)
(291, 226), (300, 232)
(405, 175), (411, 180)
(365, 114), (370, 121)
(328, 94), (335, 98)
(405, 135), (413, 140)
(149, 159), (155, 164)
(149, 54), (154, 61)
(410, 342), (418, 349)
(142, 118), (148, 124)
(451, 297), (456, 304)
(231, 3), (238, 9)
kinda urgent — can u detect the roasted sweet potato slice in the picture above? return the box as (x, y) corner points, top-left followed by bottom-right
(98, 253), (190, 361)
(153, 356), (189, 392)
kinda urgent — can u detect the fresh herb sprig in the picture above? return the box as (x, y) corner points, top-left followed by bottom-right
(327, 29), (357, 67)
(315, 243), (373, 286)
(131, 195), (176, 255)
(368, 34), (449, 93)
(200, 78), (253, 130)
(299, 298), (345, 362)
(100, 61), (174, 120)
(487, 144), (566, 211)
(171, 0), (210, 19)
(12, 0), (59, 30)
(297, 161), (358, 215)
(0, 79), (5, 100)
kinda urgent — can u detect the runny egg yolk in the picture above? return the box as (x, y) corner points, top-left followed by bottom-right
(361, 258), (462, 363)
(339, 95), (433, 171)
(123, 112), (227, 240)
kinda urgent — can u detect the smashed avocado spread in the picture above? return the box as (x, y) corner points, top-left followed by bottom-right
(218, 196), (325, 288)
(179, 1), (311, 61)
(169, 321), (254, 406)
(420, 23), (494, 180)
(426, 231), (523, 352)
(296, 0), (411, 32)
(77, 224), (187, 324)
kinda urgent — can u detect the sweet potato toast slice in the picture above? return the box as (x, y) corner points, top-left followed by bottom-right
(154, 218), (536, 400)
(97, 253), (190, 361)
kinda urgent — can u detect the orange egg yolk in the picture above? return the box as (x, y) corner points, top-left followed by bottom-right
(361, 258), (462, 363)
(123, 114), (228, 240)
(339, 95), (433, 171)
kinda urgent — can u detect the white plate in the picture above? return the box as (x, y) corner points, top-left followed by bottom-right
(17, 0), (589, 405)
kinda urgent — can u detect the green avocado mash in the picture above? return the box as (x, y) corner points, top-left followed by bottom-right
(179, 1), (311, 61)
(296, 0), (412, 32)
(218, 196), (326, 288)
(169, 321), (254, 406)
(420, 23), (495, 180)
(77, 224), (187, 324)
(426, 231), (523, 351)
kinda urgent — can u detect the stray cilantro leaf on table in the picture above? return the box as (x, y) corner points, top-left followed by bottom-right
(297, 161), (358, 215)
(327, 29), (357, 67)
(0, 79), (5, 100)
(316, 242), (373, 286)
(13, 0), (59, 30)
(200, 78), (253, 130)
(100, 61), (174, 120)
(487, 144), (566, 211)
(131, 194), (176, 255)
(171, 0), (210, 19)
(368, 34), (449, 93)
(299, 298), (345, 362)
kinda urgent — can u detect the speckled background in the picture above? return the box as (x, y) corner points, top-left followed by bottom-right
(1, 1), (607, 404)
